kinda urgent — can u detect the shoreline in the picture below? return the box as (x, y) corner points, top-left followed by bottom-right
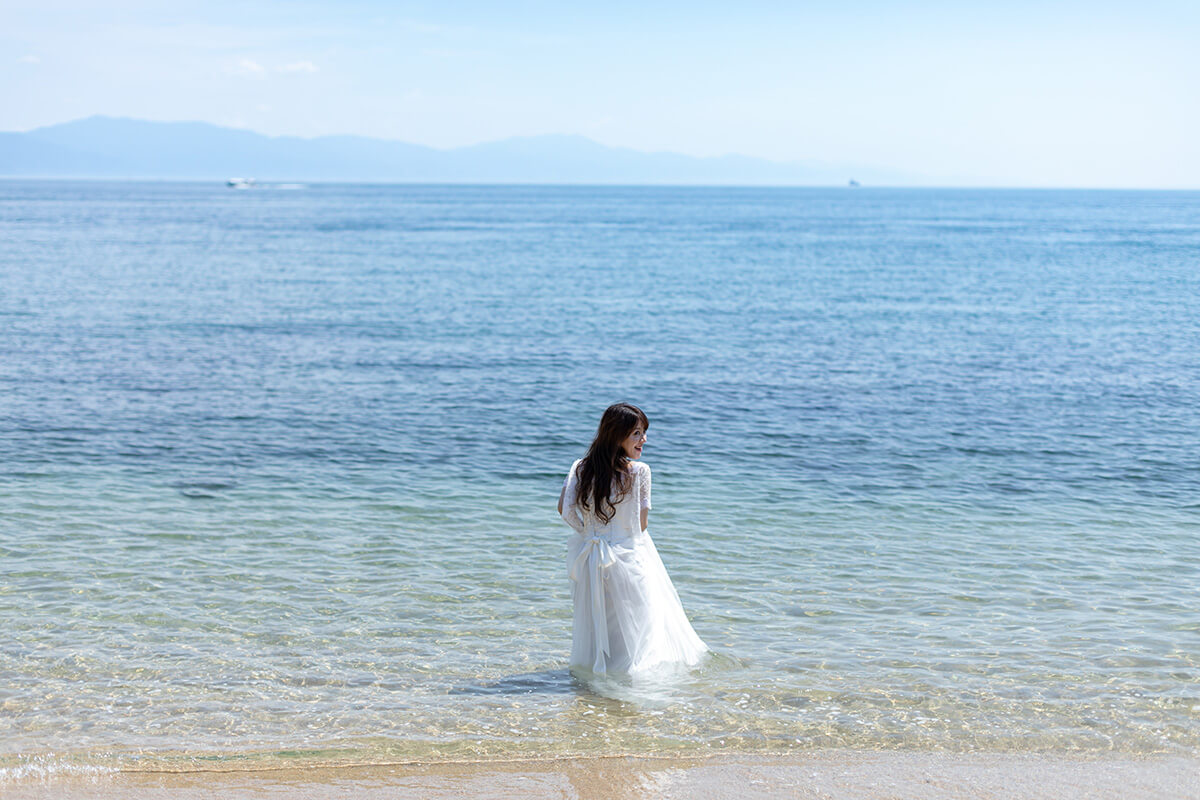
(7, 751), (1198, 800)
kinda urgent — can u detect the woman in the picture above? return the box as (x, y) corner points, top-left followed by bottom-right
(558, 402), (708, 675)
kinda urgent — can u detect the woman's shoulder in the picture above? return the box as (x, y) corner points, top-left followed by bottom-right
(568, 458), (649, 476)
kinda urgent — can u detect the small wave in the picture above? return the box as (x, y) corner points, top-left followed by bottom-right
(0, 756), (116, 783)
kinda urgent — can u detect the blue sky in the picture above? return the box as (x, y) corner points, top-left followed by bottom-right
(4, 0), (1198, 187)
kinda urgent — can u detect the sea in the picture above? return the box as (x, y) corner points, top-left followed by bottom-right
(1, 180), (1198, 779)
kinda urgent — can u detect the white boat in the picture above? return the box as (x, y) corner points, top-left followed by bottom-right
(226, 177), (256, 189)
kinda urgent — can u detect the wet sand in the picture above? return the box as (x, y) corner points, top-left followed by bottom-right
(6, 752), (1198, 800)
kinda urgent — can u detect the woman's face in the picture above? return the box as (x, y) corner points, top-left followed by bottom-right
(620, 424), (647, 460)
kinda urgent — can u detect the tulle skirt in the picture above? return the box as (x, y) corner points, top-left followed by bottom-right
(567, 530), (708, 676)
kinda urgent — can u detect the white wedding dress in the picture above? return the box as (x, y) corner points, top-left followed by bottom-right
(560, 459), (708, 675)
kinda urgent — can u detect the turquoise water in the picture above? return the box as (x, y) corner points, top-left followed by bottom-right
(1, 181), (1198, 774)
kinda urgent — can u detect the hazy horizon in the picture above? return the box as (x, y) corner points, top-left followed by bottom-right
(4, 1), (1199, 189)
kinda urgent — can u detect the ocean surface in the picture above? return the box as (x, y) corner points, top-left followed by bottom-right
(1, 181), (1198, 778)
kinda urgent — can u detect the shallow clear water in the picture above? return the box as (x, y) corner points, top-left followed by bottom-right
(1, 181), (1199, 774)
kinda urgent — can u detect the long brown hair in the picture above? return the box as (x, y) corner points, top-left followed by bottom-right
(576, 402), (650, 524)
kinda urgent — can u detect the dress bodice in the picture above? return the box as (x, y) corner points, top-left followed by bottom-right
(560, 458), (652, 544)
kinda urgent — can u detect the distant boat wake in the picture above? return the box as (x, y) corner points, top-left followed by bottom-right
(226, 178), (306, 190)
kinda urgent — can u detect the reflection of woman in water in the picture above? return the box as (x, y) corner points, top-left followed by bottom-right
(557, 402), (707, 675)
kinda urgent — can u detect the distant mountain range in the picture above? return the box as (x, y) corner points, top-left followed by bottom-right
(0, 116), (911, 185)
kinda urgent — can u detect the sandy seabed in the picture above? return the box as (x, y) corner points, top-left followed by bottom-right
(6, 752), (1198, 800)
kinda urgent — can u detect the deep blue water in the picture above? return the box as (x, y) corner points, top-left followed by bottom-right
(1, 181), (1198, 773)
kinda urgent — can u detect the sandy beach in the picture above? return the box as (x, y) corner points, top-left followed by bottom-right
(7, 752), (1198, 800)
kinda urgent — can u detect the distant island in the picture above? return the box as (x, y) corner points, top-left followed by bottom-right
(0, 116), (911, 186)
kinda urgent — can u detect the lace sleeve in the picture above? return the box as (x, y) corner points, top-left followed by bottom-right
(639, 462), (652, 511)
(560, 460), (585, 533)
